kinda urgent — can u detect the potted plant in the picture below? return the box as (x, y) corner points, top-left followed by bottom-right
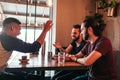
(107, 0), (119, 17)
(95, 0), (119, 17)
(95, 0), (109, 9)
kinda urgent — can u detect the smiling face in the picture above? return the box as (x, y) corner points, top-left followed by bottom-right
(71, 28), (80, 41)
(81, 22), (89, 40)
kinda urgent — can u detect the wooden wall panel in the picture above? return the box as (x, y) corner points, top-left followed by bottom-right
(56, 0), (95, 47)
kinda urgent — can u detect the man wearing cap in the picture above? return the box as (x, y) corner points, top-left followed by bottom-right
(0, 17), (52, 80)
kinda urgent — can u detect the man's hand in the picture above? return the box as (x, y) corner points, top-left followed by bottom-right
(69, 55), (77, 62)
(43, 20), (53, 32)
(65, 54), (74, 61)
(53, 42), (62, 49)
(36, 20), (53, 45)
(65, 56), (71, 61)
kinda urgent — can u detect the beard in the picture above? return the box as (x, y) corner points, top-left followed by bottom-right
(83, 29), (89, 40)
(85, 33), (89, 40)
(72, 35), (79, 41)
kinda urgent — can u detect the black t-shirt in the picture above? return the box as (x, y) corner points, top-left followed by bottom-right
(0, 33), (41, 53)
(70, 40), (86, 54)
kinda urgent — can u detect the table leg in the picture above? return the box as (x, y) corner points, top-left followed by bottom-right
(40, 70), (45, 80)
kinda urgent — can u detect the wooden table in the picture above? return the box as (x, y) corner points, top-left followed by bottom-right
(5, 51), (88, 79)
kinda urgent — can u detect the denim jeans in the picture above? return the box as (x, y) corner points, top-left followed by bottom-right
(52, 70), (87, 80)
(0, 71), (42, 80)
(72, 72), (95, 80)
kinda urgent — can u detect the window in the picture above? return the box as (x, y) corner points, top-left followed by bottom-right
(0, 0), (57, 77)
(17, 28), (42, 43)
(0, 0), (57, 60)
(0, 0), (56, 53)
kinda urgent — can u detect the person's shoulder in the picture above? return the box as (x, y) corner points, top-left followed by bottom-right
(99, 36), (111, 44)
(0, 33), (19, 41)
(100, 36), (110, 41)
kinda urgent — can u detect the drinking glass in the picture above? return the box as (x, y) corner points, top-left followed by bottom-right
(58, 52), (65, 65)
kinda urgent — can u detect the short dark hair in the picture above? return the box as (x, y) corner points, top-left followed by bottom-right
(73, 24), (81, 32)
(3, 17), (21, 26)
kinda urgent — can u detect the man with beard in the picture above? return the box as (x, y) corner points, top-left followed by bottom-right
(68, 14), (118, 80)
(52, 24), (87, 80)
(53, 24), (86, 54)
